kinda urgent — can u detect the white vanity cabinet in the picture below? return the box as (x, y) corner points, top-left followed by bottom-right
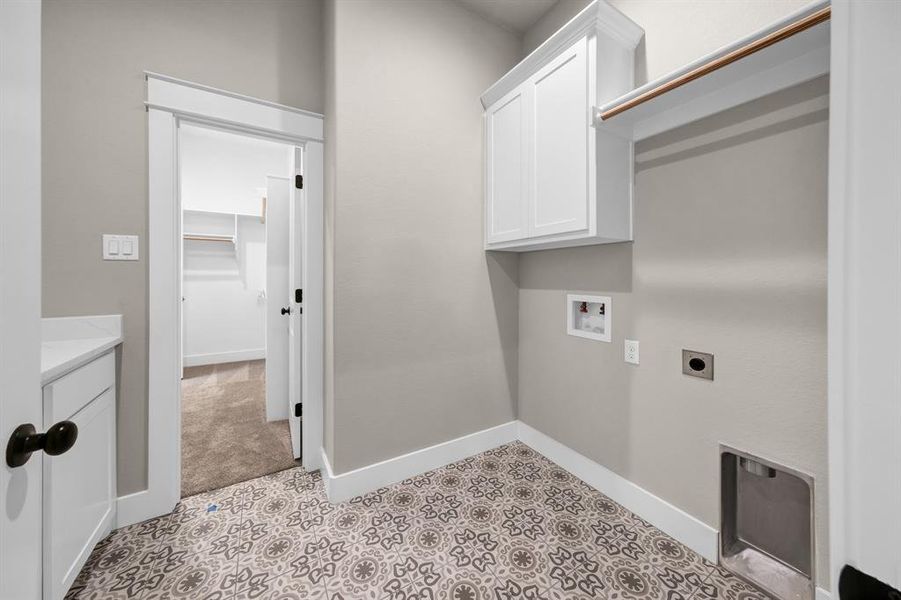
(482, 0), (643, 251)
(42, 350), (117, 600)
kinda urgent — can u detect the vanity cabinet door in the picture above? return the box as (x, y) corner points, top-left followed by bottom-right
(528, 37), (590, 238)
(43, 353), (116, 600)
(485, 87), (529, 244)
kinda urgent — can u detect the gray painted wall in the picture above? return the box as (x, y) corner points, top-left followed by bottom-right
(524, 0), (811, 85)
(323, 0), (337, 462)
(324, 0), (521, 474)
(519, 2), (829, 586)
(42, 0), (324, 495)
(518, 78), (829, 585)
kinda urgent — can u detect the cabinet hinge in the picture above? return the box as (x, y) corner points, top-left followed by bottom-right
(294, 403), (302, 418)
(295, 174), (304, 189)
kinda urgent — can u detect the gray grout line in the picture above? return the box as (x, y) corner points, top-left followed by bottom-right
(307, 494), (333, 600)
(225, 488), (246, 600)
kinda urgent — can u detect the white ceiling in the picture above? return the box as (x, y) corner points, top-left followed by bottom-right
(455, 0), (559, 34)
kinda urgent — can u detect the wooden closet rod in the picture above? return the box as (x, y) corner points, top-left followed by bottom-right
(599, 5), (831, 121)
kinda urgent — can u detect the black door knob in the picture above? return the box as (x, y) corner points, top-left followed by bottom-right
(5, 421), (78, 468)
(281, 307), (291, 315)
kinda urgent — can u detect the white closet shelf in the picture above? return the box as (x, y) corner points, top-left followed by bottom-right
(184, 207), (262, 220)
(595, 0), (830, 141)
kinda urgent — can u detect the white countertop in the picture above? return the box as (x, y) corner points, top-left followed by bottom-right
(42, 315), (123, 384)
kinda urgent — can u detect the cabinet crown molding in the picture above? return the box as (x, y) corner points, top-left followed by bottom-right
(480, 0), (644, 109)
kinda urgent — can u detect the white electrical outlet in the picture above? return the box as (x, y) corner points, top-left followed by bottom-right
(624, 339), (639, 365)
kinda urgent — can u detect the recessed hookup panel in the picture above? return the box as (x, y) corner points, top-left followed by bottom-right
(682, 349), (713, 380)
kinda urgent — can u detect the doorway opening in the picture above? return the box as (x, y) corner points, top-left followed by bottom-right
(142, 72), (323, 528)
(178, 123), (300, 497)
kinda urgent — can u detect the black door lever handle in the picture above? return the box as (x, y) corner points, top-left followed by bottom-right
(281, 307), (291, 315)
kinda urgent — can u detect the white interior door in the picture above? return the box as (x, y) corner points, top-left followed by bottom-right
(265, 176), (290, 422)
(300, 142), (323, 470)
(288, 149), (304, 459)
(829, 0), (901, 590)
(1, 1), (44, 597)
(178, 180), (184, 381)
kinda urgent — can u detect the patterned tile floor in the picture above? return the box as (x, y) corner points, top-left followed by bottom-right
(67, 442), (773, 599)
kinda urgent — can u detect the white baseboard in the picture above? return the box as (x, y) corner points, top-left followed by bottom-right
(816, 588), (833, 600)
(320, 447), (335, 500)
(116, 489), (173, 528)
(320, 421), (519, 503)
(517, 421), (720, 563)
(182, 348), (264, 367)
(317, 420), (718, 561)
(116, 490), (154, 528)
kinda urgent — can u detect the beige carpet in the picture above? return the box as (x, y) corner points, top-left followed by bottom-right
(181, 360), (298, 497)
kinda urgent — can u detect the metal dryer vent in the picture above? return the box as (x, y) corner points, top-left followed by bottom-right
(740, 457), (776, 478)
(720, 446), (815, 600)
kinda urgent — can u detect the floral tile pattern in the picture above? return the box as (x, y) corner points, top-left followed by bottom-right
(67, 442), (774, 600)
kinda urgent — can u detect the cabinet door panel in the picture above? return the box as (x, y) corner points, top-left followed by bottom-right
(44, 384), (115, 600)
(531, 38), (589, 237)
(486, 91), (528, 243)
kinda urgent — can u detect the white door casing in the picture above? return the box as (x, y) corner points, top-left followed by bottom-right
(0, 1), (43, 598)
(265, 176), (290, 423)
(141, 73), (324, 528)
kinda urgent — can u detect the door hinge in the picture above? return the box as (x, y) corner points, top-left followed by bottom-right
(295, 288), (303, 303)
(295, 174), (304, 189)
(294, 403), (302, 418)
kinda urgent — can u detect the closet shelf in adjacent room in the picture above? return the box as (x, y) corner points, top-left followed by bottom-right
(183, 207), (264, 221)
(183, 208), (240, 245)
(595, 0), (830, 141)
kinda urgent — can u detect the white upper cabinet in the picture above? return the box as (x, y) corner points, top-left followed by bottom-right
(486, 89), (528, 244)
(481, 0), (643, 251)
(531, 38), (589, 238)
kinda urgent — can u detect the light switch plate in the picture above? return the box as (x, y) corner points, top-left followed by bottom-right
(624, 339), (639, 365)
(102, 234), (139, 261)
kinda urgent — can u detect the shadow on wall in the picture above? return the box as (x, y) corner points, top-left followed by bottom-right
(486, 251), (520, 416)
(635, 76), (829, 173)
(518, 242), (634, 293)
(634, 36), (648, 87)
(630, 76), (829, 335)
